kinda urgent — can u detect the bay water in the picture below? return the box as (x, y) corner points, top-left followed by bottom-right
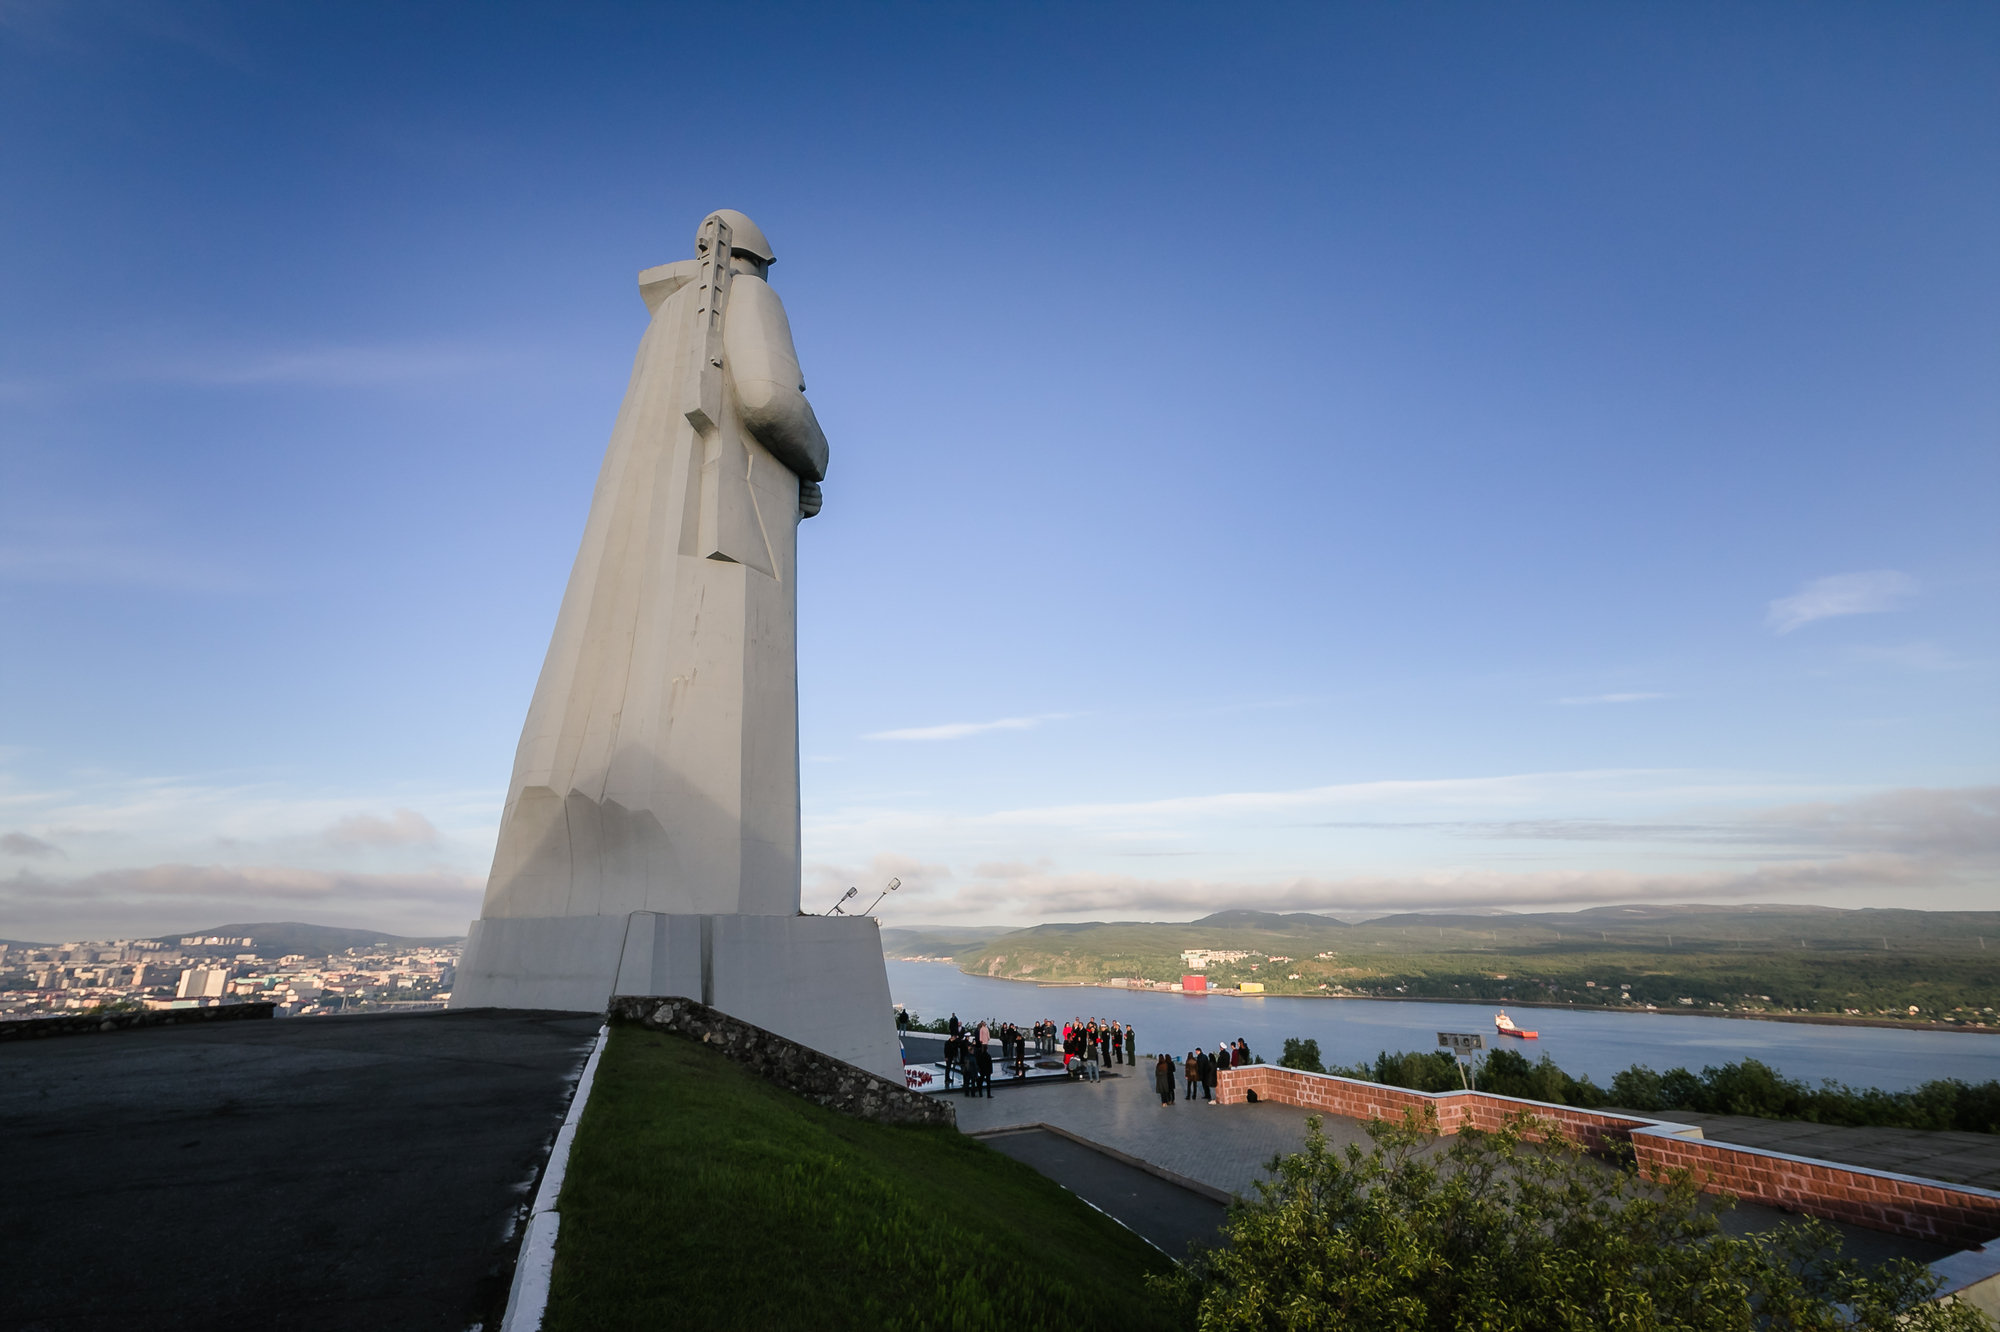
(887, 959), (2000, 1093)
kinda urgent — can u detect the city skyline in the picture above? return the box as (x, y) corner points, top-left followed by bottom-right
(3, 5), (1996, 940)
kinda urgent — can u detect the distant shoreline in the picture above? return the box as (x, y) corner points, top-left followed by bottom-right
(886, 959), (1999, 1036)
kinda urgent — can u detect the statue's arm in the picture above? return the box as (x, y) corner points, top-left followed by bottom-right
(724, 277), (829, 483)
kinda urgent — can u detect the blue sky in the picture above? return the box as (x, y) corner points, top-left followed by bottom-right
(2, 3), (1995, 940)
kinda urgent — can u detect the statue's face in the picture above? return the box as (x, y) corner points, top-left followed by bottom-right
(728, 251), (769, 280)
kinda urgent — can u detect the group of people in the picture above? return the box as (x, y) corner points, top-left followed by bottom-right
(1154, 1038), (1256, 1105)
(1049, 1017), (1135, 1080)
(936, 1014), (1041, 1096)
(918, 1013), (1143, 1094)
(906, 1010), (1255, 1105)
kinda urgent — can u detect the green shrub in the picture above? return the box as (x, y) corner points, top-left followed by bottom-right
(1319, 1046), (2000, 1135)
(1278, 1036), (1324, 1073)
(1475, 1048), (1607, 1107)
(1370, 1048), (1465, 1092)
(1157, 1109), (1991, 1331)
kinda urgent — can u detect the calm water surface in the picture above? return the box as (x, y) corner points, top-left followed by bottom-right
(886, 960), (2000, 1093)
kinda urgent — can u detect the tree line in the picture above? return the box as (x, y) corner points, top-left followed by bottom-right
(1278, 1038), (2000, 1135)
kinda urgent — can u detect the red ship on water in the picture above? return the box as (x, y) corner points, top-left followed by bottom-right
(1494, 1011), (1539, 1039)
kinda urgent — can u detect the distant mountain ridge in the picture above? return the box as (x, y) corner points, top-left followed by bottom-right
(148, 921), (465, 958)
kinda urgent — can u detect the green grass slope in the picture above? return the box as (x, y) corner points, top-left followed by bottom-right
(546, 1026), (1178, 1332)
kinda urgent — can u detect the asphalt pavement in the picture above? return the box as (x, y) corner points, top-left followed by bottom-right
(1, 1007), (600, 1332)
(975, 1126), (1229, 1261)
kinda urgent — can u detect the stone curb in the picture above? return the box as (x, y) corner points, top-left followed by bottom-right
(499, 1022), (608, 1332)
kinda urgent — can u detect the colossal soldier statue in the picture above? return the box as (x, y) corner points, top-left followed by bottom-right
(450, 211), (899, 1080)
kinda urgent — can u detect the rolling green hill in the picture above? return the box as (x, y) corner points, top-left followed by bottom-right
(953, 905), (2000, 1024)
(879, 923), (1013, 960)
(150, 921), (464, 959)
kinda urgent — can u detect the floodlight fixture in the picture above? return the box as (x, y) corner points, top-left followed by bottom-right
(860, 876), (902, 916)
(825, 885), (860, 915)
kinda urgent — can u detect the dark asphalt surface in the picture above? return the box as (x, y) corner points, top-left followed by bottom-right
(979, 1126), (1229, 1261)
(1, 1008), (601, 1332)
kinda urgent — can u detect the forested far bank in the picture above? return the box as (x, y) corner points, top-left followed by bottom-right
(911, 906), (2000, 1026)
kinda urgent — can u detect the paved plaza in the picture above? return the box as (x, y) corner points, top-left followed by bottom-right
(944, 1056), (1371, 1198)
(944, 1060), (1964, 1268)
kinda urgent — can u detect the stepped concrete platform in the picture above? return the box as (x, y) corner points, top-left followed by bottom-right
(0, 1008), (599, 1332)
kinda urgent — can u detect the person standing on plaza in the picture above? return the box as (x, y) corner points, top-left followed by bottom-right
(1183, 1050), (1199, 1100)
(942, 1031), (958, 1090)
(975, 1039), (994, 1097)
(1155, 1052), (1176, 1106)
(1197, 1047), (1216, 1102)
(1111, 1021), (1124, 1067)
(1084, 1035), (1102, 1082)
(1124, 1021), (1136, 1065)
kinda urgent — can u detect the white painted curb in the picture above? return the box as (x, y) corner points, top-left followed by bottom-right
(499, 1024), (608, 1332)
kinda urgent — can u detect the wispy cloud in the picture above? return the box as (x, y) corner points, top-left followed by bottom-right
(865, 854), (1955, 923)
(1556, 692), (1667, 706)
(0, 341), (512, 401)
(807, 777), (1999, 923)
(147, 343), (500, 387)
(2, 832), (62, 858)
(865, 713), (1072, 742)
(1842, 642), (1970, 673)
(1767, 571), (1917, 634)
(324, 808), (440, 848)
(0, 865), (481, 944)
(0, 540), (258, 592)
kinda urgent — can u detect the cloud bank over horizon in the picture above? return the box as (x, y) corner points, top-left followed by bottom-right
(7, 765), (1992, 942)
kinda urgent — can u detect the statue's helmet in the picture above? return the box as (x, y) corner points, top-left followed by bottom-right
(697, 209), (775, 265)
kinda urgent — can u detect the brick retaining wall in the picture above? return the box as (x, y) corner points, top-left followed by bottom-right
(610, 995), (954, 1129)
(1219, 1065), (2000, 1248)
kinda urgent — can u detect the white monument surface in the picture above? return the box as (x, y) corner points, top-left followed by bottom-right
(450, 210), (901, 1081)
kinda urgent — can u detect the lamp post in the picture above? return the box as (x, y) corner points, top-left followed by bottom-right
(860, 877), (901, 916)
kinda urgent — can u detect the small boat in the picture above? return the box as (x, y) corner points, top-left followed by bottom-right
(1494, 1010), (1538, 1039)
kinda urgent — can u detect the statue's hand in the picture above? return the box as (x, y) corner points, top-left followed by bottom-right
(799, 480), (823, 519)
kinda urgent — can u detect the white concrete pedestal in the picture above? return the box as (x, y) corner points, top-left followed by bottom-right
(453, 912), (901, 1082)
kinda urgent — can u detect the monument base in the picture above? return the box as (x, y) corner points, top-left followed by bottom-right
(450, 912), (902, 1081)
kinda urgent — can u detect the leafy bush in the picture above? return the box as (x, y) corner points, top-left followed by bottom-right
(1279, 1037), (1324, 1073)
(1369, 1048), (1465, 1092)
(1156, 1109), (1991, 1332)
(1475, 1047), (1608, 1107)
